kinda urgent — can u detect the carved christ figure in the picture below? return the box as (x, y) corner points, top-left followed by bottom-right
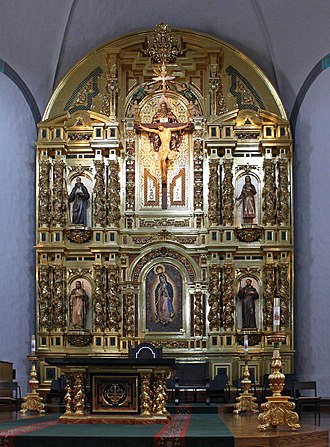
(137, 123), (190, 183)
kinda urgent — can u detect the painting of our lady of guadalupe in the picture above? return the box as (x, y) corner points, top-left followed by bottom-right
(146, 263), (183, 332)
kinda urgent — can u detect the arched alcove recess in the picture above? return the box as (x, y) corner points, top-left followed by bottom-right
(35, 24), (293, 386)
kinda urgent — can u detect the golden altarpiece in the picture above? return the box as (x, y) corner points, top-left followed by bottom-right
(35, 24), (293, 394)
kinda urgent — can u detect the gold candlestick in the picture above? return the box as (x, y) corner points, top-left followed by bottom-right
(257, 333), (300, 430)
(233, 357), (259, 414)
(20, 355), (45, 414)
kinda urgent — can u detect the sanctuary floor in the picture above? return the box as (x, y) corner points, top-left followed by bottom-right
(0, 408), (328, 447)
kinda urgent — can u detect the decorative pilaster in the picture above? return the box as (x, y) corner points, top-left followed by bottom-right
(52, 159), (67, 226)
(107, 265), (121, 332)
(262, 159), (276, 225)
(278, 262), (290, 329)
(38, 265), (52, 331)
(107, 160), (121, 226)
(208, 60), (227, 116)
(222, 158), (234, 226)
(38, 160), (51, 227)
(222, 264), (235, 331)
(208, 264), (221, 331)
(208, 159), (220, 225)
(125, 128), (136, 214)
(93, 265), (106, 332)
(52, 265), (66, 331)
(193, 129), (204, 211)
(277, 158), (290, 225)
(194, 290), (204, 336)
(93, 160), (106, 227)
(263, 263), (276, 330)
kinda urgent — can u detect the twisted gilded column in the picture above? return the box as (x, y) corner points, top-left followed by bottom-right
(52, 265), (66, 331)
(125, 128), (136, 214)
(278, 262), (290, 329)
(124, 289), (135, 337)
(193, 130), (204, 211)
(107, 265), (121, 332)
(194, 290), (204, 336)
(277, 158), (290, 226)
(222, 264), (235, 331)
(107, 160), (121, 226)
(38, 160), (51, 227)
(222, 159), (234, 226)
(208, 264), (221, 331)
(208, 159), (220, 225)
(93, 160), (106, 227)
(38, 265), (52, 331)
(262, 159), (276, 225)
(52, 159), (67, 226)
(93, 265), (106, 331)
(263, 263), (276, 330)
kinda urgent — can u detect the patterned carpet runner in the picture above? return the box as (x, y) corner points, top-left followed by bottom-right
(0, 420), (58, 447)
(154, 412), (192, 447)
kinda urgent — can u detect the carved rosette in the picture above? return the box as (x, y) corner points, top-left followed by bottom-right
(52, 159), (67, 226)
(93, 265), (106, 332)
(124, 290), (135, 337)
(278, 262), (290, 328)
(263, 264), (276, 329)
(38, 160), (51, 227)
(52, 265), (66, 331)
(107, 265), (121, 332)
(107, 160), (121, 226)
(194, 291), (204, 336)
(277, 159), (290, 225)
(222, 159), (234, 225)
(208, 159), (220, 225)
(93, 160), (106, 227)
(222, 264), (235, 331)
(38, 265), (52, 331)
(193, 132), (204, 210)
(125, 128), (136, 212)
(208, 264), (221, 331)
(262, 159), (276, 225)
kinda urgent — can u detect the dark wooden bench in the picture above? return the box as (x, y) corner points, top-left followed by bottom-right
(0, 381), (21, 411)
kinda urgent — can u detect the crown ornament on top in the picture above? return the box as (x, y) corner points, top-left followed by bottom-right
(142, 23), (187, 64)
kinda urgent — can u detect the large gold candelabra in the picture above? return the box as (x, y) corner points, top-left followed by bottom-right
(257, 333), (300, 430)
(233, 356), (259, 414)
(20, 355), (45, 414)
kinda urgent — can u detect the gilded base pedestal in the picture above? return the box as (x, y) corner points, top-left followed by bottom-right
(233, 361), (259, 414)
(257, 396), (300, 430)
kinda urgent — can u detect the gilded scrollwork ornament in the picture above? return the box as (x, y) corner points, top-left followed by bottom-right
(107, 265), (121, 332)
(222, 159), (234, 226)
(124, 290), (135, 338)
(278, 262), (290, 328)
(101, 55), (118, 117)
(263, 264), (276, 329)
(208, 159), (220, 225)
(125, 128), (135, 212)
(208, 264), (221, 331)
(38, 265), (52, 331)
(93, 160), (106, 227)
(38, 160), (51, 227)
(52, 265), (66, 331)
(142, 23), (186, 64)
(52, 159), (67, 226)
(262, 159), (276, 225)
(277, 159), (290, 226)
(194, 291), (204, 336)
(107, 160), (121, 226)
(93, 265), (106, 332)
(222, 264), (235, 331)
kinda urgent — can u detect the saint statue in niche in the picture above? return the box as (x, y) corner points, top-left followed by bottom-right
(68, 176), (90, 225)
(69, 280), (89, 329)
(236, 175), (257, 224)
(155, 273), (175, 326)
(237, 278), (259, 329)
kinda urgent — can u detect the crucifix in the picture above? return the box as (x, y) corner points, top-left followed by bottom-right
(137, 119), (191, 209)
